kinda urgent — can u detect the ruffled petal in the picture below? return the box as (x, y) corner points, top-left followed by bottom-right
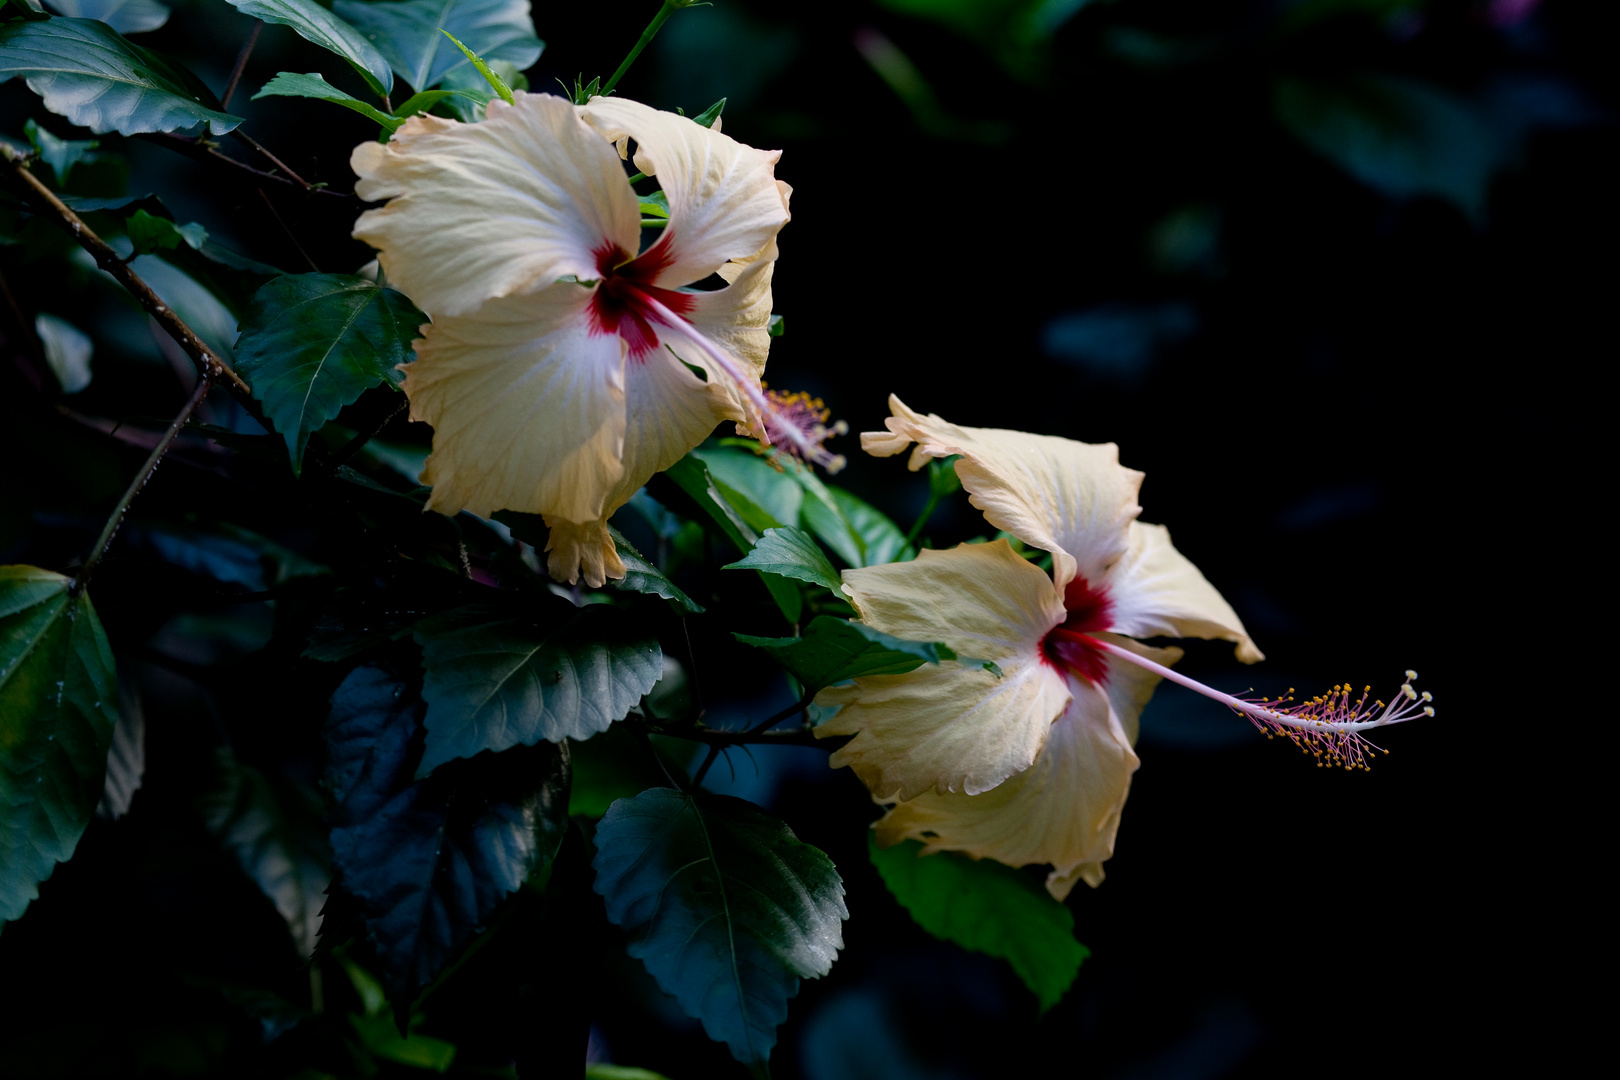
(543, 517), (626, 589)
(873, 640), (1178, 900)
(814, 541), (1070, 800)
(1106, 522), (1264, 663)
(579, 97), (789, 288)
(352, 93), (640, 318)
(861, 395), (1143, 591)
(404, 283), (627, 523)
(682, 236), (779, 380)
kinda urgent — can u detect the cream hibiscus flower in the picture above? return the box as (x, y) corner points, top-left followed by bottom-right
(351, 93), (815, 586)
(816, 395), (1432, 898)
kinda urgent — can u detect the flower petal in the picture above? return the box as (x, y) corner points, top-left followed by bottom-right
(815, 541), (1070, 800)
(404, 284), (627, 523)
(580, 97), (789, 288)
(683, 236), (779, 380)
(873, 639), (1179, 900)
(543, 517), (625, 590)
(352, 93), (640, 318)
(1106, 522), (1264, 663)
(862, 395), (1143, 590)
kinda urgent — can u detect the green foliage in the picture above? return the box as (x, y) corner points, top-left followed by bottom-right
(199, 747), (329, 958)
(430, 57), (526, 121)
(123, 207), (205, 256)
(325, 665), (571, 1002)
(332, 0), (543, 93)
(33, 312), (92, 393)
(223, 0), (394, 98)
(725, 525), (843, 593)
(341, 957), (458, 1070)
(736, 614), (996, 696)
(251, 71), (402, 131)
(869, 836), (1089, 1013)
(690, 96), (725, 128)
(439, 28), (511, 105)
(663, 452), (804, 622)
(42, 0), (170, 35)
(412, 603), (662, 776)
(232, 273), (426, 475)
(0, 17), (243, 135)
(592, 788), (847, 1065)
(606, 523), (703, 613)
(23, 116), (96, 183)
(0, 565), (118, 927)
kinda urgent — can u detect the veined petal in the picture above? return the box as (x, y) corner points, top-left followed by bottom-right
(874, 639), (1178, 901)
(1106, 522), (1264, 664)
(862, 395), (1143, 590)
(404, 284), (627, 523)
(815, 541), (1070, 800)
(352, 93), (640, 318)
(683, 236), (779, 379)
(580, 97), (789, 288)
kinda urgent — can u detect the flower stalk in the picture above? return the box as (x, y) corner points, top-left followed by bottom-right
(600, 1), (682, 98)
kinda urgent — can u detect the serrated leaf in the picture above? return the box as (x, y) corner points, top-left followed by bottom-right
(0, 565), (118, 927)
(233, 273), (426, 475)
(725, 525), (842, 593)
(606, 524), (702, 613)
(735, 614), (981, 695)
(333, 0), (542, 93)
(224, 0), (393, 97)
(593, 789), (847, 1064)
(200, 747), (330, 957)
(413, 603), (661, 777)
(0, 18), (243, 135)
(869, 836), (1088, 1013)
(43, 0), (169, 35)
(23, 116), (96, 183)
(252, 70), (401, 130)
(325, 665), (570, 1001)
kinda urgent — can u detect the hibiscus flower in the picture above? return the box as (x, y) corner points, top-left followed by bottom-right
(351, 93), (817, 586)
(816, 396), (1431, 898)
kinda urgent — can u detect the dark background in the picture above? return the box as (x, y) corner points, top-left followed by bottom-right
(2, 0), (1609, 1076)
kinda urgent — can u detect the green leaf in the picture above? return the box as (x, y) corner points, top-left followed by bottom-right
(326, 665), (570, 1002)
(0, 17), (243, 135)
(412, 603), (662, 777)
(0, 565), (118, 927)
(438, 28), (509, 104)
(691, 446), (802, 533)
(868, 836), (1088, 1013)
(389, 85), (477, 120)
(586, 1066), (674, 1080)
(199, 747), (330, 958)
(332, 0), (542, 93)
(224, 0), (393, 97)
(251, 70), (401, 130)
(735, 614), (968, 696)
(232, 273), (426, 475)
(566, 725), (667, 818)
(22, 117), (96, 183)
(690, 96), (725, 129)
(34, 312), (92, 393)
(593, 789), (847, 1065)
(42, 0), (169, 35)
(606, 524), (703, 613)
(828, 486), (913, 566)
(663, 453), (803, 622)
(767, 313), (783, 337)
(124, 207), (206, 256)
(725, 525), (842, 593)
(350, 1012), (457, 1071)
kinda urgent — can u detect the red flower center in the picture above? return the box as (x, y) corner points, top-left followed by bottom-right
(1041, 574), (1115, 685)
(587, 239), (696, 362)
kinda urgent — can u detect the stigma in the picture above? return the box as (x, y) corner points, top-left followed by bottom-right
(743, 389), (848, 473)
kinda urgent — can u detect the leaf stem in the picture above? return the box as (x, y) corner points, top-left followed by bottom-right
(903, 489), (941, 548)
(691, 743), (722, 786)
(231, 129), (313, 192)
(600, 1), (679, 98)
(0, 144), (251, 395)
(74, 374), (214, 595)
(220, 19), (263, 112)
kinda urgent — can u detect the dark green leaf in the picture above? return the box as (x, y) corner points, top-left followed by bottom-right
(233, 273), (426, 475)
(200, 747), (330, 957)
(325, 665), (570, 1001)
(428, 56), (524, 121)
(767, 313), (783, 337)
(664, 452), (804, 622)
(725, 525), (842, 593)
(43, 0), (169, 35)
(224, 0), (393, 97)
(413, 603), (661, 776)
(390, 85), (476, 119)
(869, 836), (1088, 1013)
(94, 667), (141, 819)
(736, 614), (990, 695)
(0, 565), (118, 926)
(692, 446), (802, 533)
(438, 27), (509, 104)
(23, 117), (96, 183)
(124, 207), (205, 256)
(593, 789), (847, 1064)
(929, 454), (963, 498)
(143, 521), (329, 591)
(828, 486), (913, 566)
(332, 0), (542, 93)
(251, 70), (401, 130)
(691, 96), (725, 128)
(566, 725), (667, 818)
(0, 17), (243, 135)
(350, 1012), (457, 1071)
(606, 524), (703, 613)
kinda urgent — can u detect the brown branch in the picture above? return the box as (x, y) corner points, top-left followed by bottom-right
(1, 143), (251, 396)
(220, 20), (263, 113)
(148, 134), (355, 199)
(231, 129), (313, 191)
